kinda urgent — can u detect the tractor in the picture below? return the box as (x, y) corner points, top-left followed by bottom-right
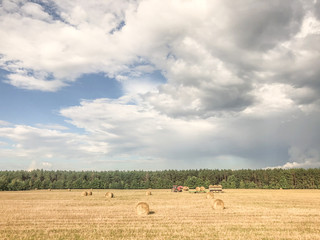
(171, 185), (183, 192)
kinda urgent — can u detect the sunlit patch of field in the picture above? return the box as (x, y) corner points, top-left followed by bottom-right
(0, 189), (319, 240)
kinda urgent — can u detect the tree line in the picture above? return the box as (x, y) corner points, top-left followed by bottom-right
(0, 168), (319, 191)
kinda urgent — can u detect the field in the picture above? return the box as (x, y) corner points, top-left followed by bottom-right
(0, 189), (319, 240)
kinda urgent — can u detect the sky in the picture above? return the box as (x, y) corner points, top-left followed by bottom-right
(0, 0), (320, 171)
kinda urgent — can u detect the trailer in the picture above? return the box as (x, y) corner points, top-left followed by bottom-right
(209, 184), (223, 192)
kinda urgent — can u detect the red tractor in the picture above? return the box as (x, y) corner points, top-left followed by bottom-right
(171, 185), (183, 192)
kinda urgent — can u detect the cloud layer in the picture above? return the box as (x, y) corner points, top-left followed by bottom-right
(1, 0), (320, 170)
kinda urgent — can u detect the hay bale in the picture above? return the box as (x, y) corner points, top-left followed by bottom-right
(209, 185), (215, 189)
(146, 191), (152, 196)
(206, 192), (214, 199)
(82, 191), (88, 196)
(88, 191), (92, 195)
(183, 186), (189, 191)
(34, 188), (38, 191)
(105, 192), (114, 198)
(48, 189), (51, 191)
(68, 189), (71, 192)
(211, 199), (224, 210)
(136, 202), (149, 216)
(200, 186), (205, 191)
(195, 187), (200, 192)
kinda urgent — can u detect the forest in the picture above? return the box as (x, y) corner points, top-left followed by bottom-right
(0, 168), (320, 191)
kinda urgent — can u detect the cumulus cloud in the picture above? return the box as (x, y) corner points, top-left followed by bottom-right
(28, 160), (52, 171)
(0, 0), (137, 91)
(21, 2), (51, 21)
(58, 94), (320, 169)
(60, 97), (216, 160)
(34, 123), (69, 130)
(5, 73), (66, 91)
(1, 97), (319, 170)
(0, 124), (110, 166)
(0, 120), (10, 126)
(1, 0), (320, 169)
(269, 147), (320, 169)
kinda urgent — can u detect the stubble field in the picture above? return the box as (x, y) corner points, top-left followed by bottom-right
(0, 189), (319, 240)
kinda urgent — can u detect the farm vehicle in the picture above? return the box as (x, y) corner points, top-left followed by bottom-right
(171, 185), (184, 192)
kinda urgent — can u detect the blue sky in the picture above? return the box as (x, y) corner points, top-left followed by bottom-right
(0, 70), (121, 125)
(0, 0), (320, 171)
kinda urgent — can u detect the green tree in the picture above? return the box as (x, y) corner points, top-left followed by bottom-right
(184, 176), (199, 188)
(239, 180), (246, 189)
(247, 181), (257, 189)
(279, 176), (289, 189)
(0, 176), (9, 190)
(226, 175), (237, 188)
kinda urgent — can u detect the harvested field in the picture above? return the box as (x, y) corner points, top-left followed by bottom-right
(0, 189), (319, 239)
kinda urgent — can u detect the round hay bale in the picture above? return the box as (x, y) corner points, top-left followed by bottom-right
(68, 188), (71, 192)
(82, 191), (88, 196)
(105, 192), (114, 198)
(48, 188), (51, 191)
(136, 202), (149, 216)
(146, 191), (152, 196)
(206, 192), (214, 199)
(34, 188), (38, 191)
(195, 187), (200, 192)
(200, 186), (205, 191)
(209, 185), (215, 189)
(88, 191), (92, 195)
(211, 199), (224, 210)
(183, 186), (189, 191)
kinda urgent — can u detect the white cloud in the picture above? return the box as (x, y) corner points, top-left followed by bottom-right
(0, 141), (8, 146)
(0, 120), (10, 126)
(27, 160), (37, 171)
(1, 0), (23, 12)
(280, 161), (320, 169)
(5, 73), (66, 92)
(120, 76), (162, 95)
(59, 97), (220, 163)
(21, 2), (51, 21)
(0, 0), (136, 91)
(1, 92), (320, 170)
(269, 147), (320, 169)
(58, 94), (320, 169)
(0, 0), (315, 100)
(27, 160), (53, 171)
(1, 0), (320, 169)
(0, 124), (110, 162)
(35, 124), (69, 130)
(288, 146), (319, 164)
(243, 83), (295, 117)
